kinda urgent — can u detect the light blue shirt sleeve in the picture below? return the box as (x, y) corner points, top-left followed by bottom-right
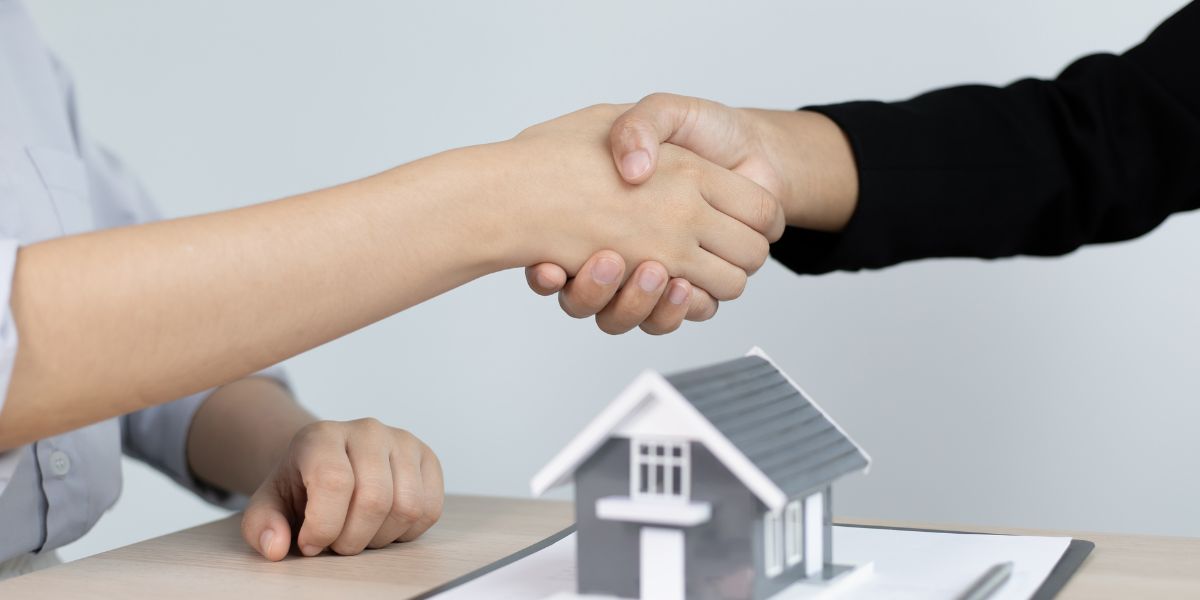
(0, 239), (21, 495)
(0, 3), (299, 562)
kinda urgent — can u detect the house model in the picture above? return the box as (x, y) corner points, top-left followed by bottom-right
(531, 349), (871, 600)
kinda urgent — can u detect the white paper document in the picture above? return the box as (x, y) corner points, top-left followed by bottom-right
(432, 526), (1071, 600)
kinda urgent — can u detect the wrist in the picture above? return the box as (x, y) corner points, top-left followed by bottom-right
(750, 109), (859, 232)
(375, 142), (531, 276)
(463, 137), (588, 272)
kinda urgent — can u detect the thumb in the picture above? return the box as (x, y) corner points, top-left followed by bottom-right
(242, 484), (294, 562)
(610, 93), (692, 184)
(610, 93), (740, 184)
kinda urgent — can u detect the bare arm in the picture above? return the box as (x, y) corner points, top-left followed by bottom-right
(0, 105), (779, 448)
(2, 146), (504, 448)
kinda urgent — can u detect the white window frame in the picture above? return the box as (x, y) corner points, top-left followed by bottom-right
(764, 510), (784, 577)
(784, 500), (803, 566)
(630, 437), (691, 500)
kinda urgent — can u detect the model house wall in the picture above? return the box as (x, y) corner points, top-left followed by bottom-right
(575, 437), (836, 599)
(574, 438), (762, 599)
(533, 350), (871, 600)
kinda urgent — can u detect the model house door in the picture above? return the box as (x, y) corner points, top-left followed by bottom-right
(640, 527), (684, 600)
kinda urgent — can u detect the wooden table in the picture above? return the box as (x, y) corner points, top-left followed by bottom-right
(2, 495), (1197, 598)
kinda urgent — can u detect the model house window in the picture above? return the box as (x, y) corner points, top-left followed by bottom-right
(784, 500), (803, 566)
(764, 510), (783, 577)
(631, 438), (690, 499)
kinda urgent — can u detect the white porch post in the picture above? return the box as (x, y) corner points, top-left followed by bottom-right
(804, 492), (824, 577)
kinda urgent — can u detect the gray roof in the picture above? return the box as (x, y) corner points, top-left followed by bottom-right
(664, 355), (868, 499)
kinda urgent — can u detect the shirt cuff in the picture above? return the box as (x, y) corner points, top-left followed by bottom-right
(770, 102), (924, 275)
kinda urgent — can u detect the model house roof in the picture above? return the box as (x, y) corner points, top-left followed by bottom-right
(531, 348), (870, 511)
(665, 352), (869, 501)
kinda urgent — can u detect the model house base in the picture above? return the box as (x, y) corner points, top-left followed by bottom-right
(772, 561), (874, 598)
(545, 561), (873, 600)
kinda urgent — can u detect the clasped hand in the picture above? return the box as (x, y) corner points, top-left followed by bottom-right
(523, 95), (798, 334)
(507, 103), (783, 309)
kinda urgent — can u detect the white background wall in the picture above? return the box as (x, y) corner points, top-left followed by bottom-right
(21, 0), (1197, 561)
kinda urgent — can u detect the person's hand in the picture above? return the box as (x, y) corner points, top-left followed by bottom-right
(503, 104), (783, 302)
(524, 252), (720, 335)
(527, 94), (858, 333)
(240, 419), (444, 561)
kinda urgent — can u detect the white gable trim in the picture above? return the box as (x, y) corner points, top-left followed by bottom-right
(530, 369), (788, 510)
(746, 347), (872, 471)
(530, 370), (658, 498)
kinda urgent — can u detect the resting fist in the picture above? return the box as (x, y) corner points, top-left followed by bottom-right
(241, 418), (444, 560)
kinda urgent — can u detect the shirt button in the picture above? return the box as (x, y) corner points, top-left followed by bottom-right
(48, 450), (71, 477)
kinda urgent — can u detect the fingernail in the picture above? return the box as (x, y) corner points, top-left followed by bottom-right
(260, 530), (275, 556)
(620, 150), (651, 179)
(534, 271), (556, 290)
(667, 282), (690, 305)
(638, 268), (664, 292)
(592, 257), (621, 285)
(301, 544), (322, 557)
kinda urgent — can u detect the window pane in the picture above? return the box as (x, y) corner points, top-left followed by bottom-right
(638, 463), (648, 493)
(654, 464), (665, 493)
(672, 466), (682, 495)
(639, 444), (649, 455)
(656, 445), (665, 456)
(672, 445), (682, 457)
(764, 512), (783, 577)
(785, 501), (802, 566)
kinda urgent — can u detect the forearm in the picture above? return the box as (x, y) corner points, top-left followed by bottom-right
(0, 144), (517, 448)
(767, 3), (1200, 274)
(750, 108), (858, 232)
(187, 377), (314, 496)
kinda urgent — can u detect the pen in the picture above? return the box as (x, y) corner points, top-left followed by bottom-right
(954, 561), (1014, 600)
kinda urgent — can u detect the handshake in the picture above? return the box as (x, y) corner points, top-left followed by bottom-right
(492, 94), (858, 334)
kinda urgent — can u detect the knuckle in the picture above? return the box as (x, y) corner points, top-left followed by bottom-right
(641, 91), (678, 108)
(698, 300), (720, 321)
(391, 497), (425, 525)
(302, 519), (340, 544)
(754, 193), (778, 234)
(726, 272), (748, 300)
(307, 464), (353, 494)
(595, 314), (632, 336)
(425, 447), (444, 477)
(331, 540), (366, 556)
(747, 236), (771, 274)
(425, 498), (445, 525)
(711, 273), (746, 301)
(559, 291), (595, 319)
(614, 119), (647, 145)
(353, 416), (385, 432)
(641, 317), (682, 336)
(354, 483), (393, 516)
(394, 427), (417, 445)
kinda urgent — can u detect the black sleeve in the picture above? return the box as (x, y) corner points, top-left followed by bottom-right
(771, 2), (1200, 274)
